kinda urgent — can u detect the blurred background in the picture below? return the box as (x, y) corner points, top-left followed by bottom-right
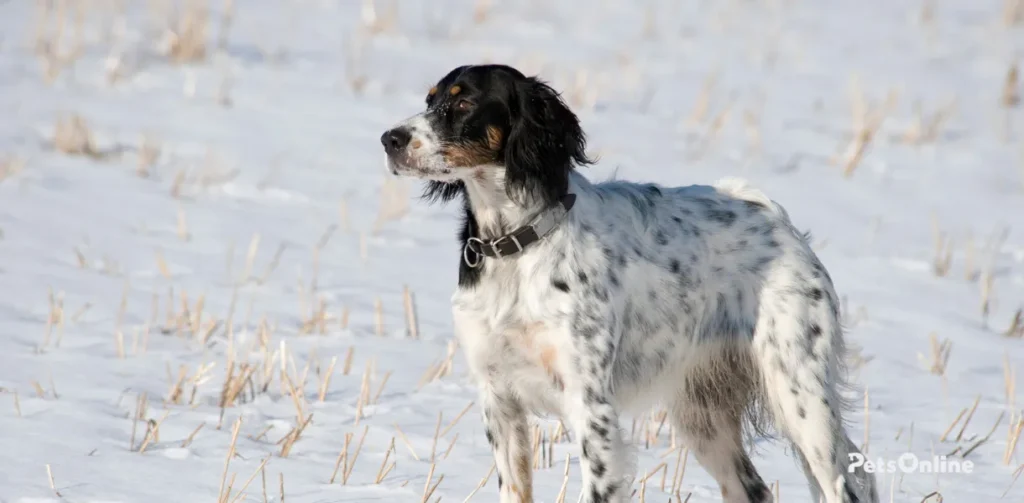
(0, 1), (1023, 502)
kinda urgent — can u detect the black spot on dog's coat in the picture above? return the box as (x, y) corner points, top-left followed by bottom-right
(553, 279), (570, 292)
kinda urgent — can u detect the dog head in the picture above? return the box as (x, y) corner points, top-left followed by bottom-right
(380, 64), (592, 205)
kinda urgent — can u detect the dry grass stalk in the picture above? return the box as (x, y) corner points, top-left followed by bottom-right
(155, 249), (173, 279)
(163, 0), (209, 63)
(46, 464), (61, 498)
(440, 401), (475, 438)
(1005, 309), (1024, 338)
(53, 114), (101, 158)
(395, 423), (420, 461)
(129, 392), (147, 450)
(1004, 64), (1020, 107)
(342, 425), (369, 485)
(220, 363), (258, 409)
(339, 306), (351, 330)
(329, 433), (351, 484)
(372, 370), (392, 404)
(241, 233), (261, 283)
(1003, 463), (1024, 498)
(1006, 0), (1024, 24)
(176, 206), (191, 241)
(417, 360), (442, 389)
(955, 395), (981, 442)
(279, 413), (314, 457)
(227, 456), (269, 503)
(403, 286), (420, 339)
(685, 72), (717, 127)
(342, 347), (355, 375)
(841, 79), (898, 177)
(1006, 417), (1024, 464)
(318, 356), (338, 402)
(282, 370), (305, 426)
(138, 410), (171, 453)
(430, 411), (443, 463)
(217, 417), (243, 503)
(442, 433), (460, 460)
(250, 424), (273, 443)
(671, 447), (689, 495)
(181, 423), (205, 448)
(939, 408), (968, 442)
(964, 231), (978, 282)
(462, 463), (496, 503)
(918, 333), (952, 377)
(278, 472), (284, 502)
(138, 135), (160, 178)
(0, 156), (25, 184)
(30, 380), (46, 398)
(555, 454), (570, 503)
(259, 243), (287, 285)
(33, 0), (85, 84)
(466, 0), (491, 23)
(39, 288), (65, 351)
(360, 0), (398, 34)
(170, 169), (187, 198)
(374, 297), (384, 336)
(421, 463), (444, 503)
(167, 365), (188, 404)
(13, 391), (22, 417)
(980, 272), (994, 326)
(961, 411), (1005, 457)
(930, 216), (954, 277)
(901, 99), (957, 145)
(375, 438), (396, 483)
(354, 362), (372, 426)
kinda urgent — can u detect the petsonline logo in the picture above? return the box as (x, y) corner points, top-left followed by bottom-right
(848, 453), (975, 474)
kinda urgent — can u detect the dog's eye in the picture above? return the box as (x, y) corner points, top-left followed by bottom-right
(454, 99), (474, 111)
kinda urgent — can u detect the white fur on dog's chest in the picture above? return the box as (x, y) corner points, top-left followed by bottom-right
(452, 262), (573, 416)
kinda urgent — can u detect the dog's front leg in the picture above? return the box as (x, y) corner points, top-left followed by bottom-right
(568, 317), (628, 502)
(480, 387), (533, 503)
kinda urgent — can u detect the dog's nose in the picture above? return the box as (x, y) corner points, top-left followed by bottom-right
(380, 128), (412, 155)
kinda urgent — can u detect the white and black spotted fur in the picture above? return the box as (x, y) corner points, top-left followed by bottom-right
(380, 64), (879, 503)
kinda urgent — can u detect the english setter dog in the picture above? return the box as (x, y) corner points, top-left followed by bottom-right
(380, 64), (878, 503)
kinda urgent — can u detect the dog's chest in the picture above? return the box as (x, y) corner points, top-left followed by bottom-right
(453, 261), (572, 415)
(489, 320), (571, 415)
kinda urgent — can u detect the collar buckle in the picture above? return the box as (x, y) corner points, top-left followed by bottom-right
(490, 234), (523, 258)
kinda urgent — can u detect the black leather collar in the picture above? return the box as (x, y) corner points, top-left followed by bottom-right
(462, 193), (576, 268)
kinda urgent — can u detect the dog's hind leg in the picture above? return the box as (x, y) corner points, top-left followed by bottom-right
(670, 399), (772, 503)
(752, 273), (878, 503)
(671, 350), (772, 503)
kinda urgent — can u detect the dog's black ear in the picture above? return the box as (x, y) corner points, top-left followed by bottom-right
(505, 76), (593, 205)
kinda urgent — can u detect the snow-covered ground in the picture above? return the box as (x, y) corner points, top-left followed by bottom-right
(1, 0), (1023, 501)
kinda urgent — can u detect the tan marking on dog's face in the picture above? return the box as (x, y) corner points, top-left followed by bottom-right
(441, 124), (504, 168)
(449, 85), (462, 95)
(411, 139), (423, 149)
(428, 86), (438, 96)
(443, 142), (497, 167)
(486, 125), (503, 150)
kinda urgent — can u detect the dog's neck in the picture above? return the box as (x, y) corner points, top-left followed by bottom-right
(461, 167), (546, 239)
